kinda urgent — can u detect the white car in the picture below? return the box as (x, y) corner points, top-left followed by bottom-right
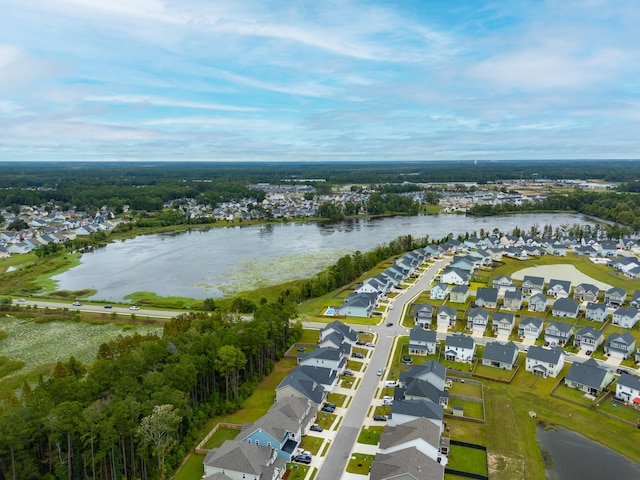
(129, 306), (140, 311)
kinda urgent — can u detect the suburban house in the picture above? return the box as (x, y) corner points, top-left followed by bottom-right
(492, 312), (515, 336)
(575, 245), (599, 257)
(528, 293), (548, 312)
(522, 275), (545, 294)
(585, 302), (608, 322)
(482, 341), (519, 370)
(444, 334), (476, 362)
(401, 378), (450, 408)
(630, 290), (640, 309)
(436, 306), (458, 329)
(399, 360), (447, 391)
(336, 291), (378, 317)
(615, 372), (640, 404)
(503, 290), (525, 310)
(275, 367), (328, 405)
(440, 267), (471, 285)
(546, 241), (567, 256)
(599, 241), (619, 257)
(320, 320), (358, 345)
(573, 326), (604, 351)
(413, 303), (434, 328)
(525, 346), (565, 378)
(544, 322), (574, 346)
(565, 358), (614, 395)
(492, 275), (514, 291)
(551, 298), (580, 318)
(604, 332), (636, 359)
(238, 396), (315, 461)
(388, 399), (444, 430)
(318, 333), (352, 354)
(377, 417), (449, 466)
(430, 283), (449, 300)
(475, 287), (499, 309)
(408, 327), (438, 356)
(449, 285), (470, 304)
(547, 279), (571, 298)
(369, 446), (445, 480)
(466, 307), (490, 332)
(573, 283), (600, 303)
(636, 347), (640, 363)
(203, 440), (285, 480)
(449, 256), (477, 273)
(605, 287), (627, 307)
(518, 316), (544, 340)
(612, 306), (639, 329)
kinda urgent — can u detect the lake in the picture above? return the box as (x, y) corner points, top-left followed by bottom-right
(52, 213), (595, 301)
(537, 425), (640, 479)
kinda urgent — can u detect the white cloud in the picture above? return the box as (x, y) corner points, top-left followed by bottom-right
(85, 94), (262, 112)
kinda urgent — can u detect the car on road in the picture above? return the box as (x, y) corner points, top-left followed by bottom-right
(351, 352), (365, 359)
(293, 454), (312, 464)
(129, 305), (140, 311)
(377, 369), (383, 376)
(389, 305), (394, 310)
(373, 415), (387, 422)
(104, 305), (113, 309)
(17, 298), (26, 303)
(72, 301), (82, 307)
(402, 356), (413, 364)
(310, 424), (323, 432)
(386, 322), (393, 327)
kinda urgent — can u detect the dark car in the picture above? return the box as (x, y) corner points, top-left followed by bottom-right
(372, 311), (382, 316)
(321, 405), (335, 413)
(343, 369), (355, 376)
(310, 424), (323, 432)
(293, 454), (312, 464)
(356, 340), (366, 346)
(351, 352), (364, 359)
(585, 350), (593, 356)
(373, 415), (387, 422)
(386, 322), (393, 327)
(104, 304), (113, 309)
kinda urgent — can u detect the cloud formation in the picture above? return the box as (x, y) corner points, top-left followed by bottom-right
(0, 0), (639, 161)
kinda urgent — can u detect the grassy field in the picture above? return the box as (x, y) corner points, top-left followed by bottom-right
(446, 444), (489, 477)
(357, 425), (384, 445)
(447, 399), (484, 420)
(345, 453), (375, 474)
(201, 428), (240, 449)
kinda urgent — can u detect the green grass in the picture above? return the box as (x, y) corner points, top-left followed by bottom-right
(299, 435), (324, 455)
(473, 363), (518, 381)
(357, 426), (384, 445)
(285, 463), (311, 479)
(447, 444), (489, 477)
(326, 392), (347, 407)
(346, 360), (364, 371)
(201, 428), (240, 449)
(173, 453), (205, 480)
(447, 399), (484, 420)
(316, 412), (337, 430)
(553, 383), (601, 406)
(448, 381), (483, 398)
(345, 453), (376, 474)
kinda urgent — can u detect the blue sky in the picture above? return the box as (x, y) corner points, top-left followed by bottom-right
(1, 0), (639, 162)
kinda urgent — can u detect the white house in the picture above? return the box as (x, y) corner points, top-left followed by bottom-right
(444, 334), (476, 362)
(525, 346), (565, 378)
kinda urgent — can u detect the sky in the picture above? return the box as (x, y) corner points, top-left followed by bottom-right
(1, 0), (639, 162)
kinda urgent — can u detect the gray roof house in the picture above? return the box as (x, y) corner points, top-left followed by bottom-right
(413, 302), (434, 328)
(276, 367), (327, 405)
(573, 326), (604, 350)
(399, 360), (447, 391)
(408, 328), (438, 356)
(616, 372), (640, 404)
(401, 378), (450, 407)
(565, 358), (614, 395)
(203, 440), (285, 480)
(440, 267), (471, 285)
(444, 334), (476, 362)
(449, 285), (470, 304)
(605, 287), (627, 307)
(503, 290), (525, 310)
(482, 341), (519, 370)
(547, 279), (571, 298)
(467, 307), (489, 331)
(528, 293), (548, 313)
(336, 291), (378, 317)
(551, 298), (580, 318)
(297, 347), (346, 371)
(430, 283), (449, 300)
(492, 312), (515, 335)
(585, 302), (608, 322)
(436, 306), (457, 329)
(612, 306), (639, 329)
(370, 446), (444, 480)
(492, 275), (513, 290)
(573, 283), (600, 303)
(605, 332), (636, 360)
(389, 399), (444, 430)
(518, 316), (544, 339)
(544, 322), (574, 346)
(630, 290), (640, 309)
(522, 275), (545, 294)
(378, 417), (448, 465)
(475, 287), (499, 309)
(525, 346), (565, 378)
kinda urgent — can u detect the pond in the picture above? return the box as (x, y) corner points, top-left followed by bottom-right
(52, 213), (596, 301)
(537, 425), (640, 479)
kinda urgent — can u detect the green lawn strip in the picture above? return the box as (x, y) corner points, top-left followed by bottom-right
(298, 328), (320, 344)
(333, 416), (343, 430)
(319, 442), (331, 456)
(341, 376), (355, 389)
(201, 427), (240, 450)
(552, 383), (600, 406)
(357, 425), (384, 445)
(173, 453), (206, 480)
(447, 399), (484, 420)
(345, 453), (376, 474)
(446, 443), (488, 476)
(285, 463), (310, 480)
(598, 396), (640, 424)
(473, 364), (516, 381)
(299, 435), (324, 455)
(448, 381), (483, 398)
(316, 412), (337, 430)
(308, 467), (318, 480)
(373, 405), (392, 417)
(327, 392), (347, 407)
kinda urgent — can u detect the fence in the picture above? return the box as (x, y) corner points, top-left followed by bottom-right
(195, 422), (243, 455)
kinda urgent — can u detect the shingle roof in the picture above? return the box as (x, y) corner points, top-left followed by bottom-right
(203, 440), (279, 476)
(409, 327), (437, 344)
(403, 378), (449, 405)
(391, 399), (444, 421)
(552, 298), (579, 313)
(526, 345), (564, 364)
(483, 341), (518, 364)
(617, 372), (640, 391)
(519, 316), (543, 329)
(575, 326), (603, 341)
(378, 417), (441, 451)
(370, 447), (444, 480)
(566, 358), (611, 389)
(476, 287), (498, 303)
(445, 334), (475, 350)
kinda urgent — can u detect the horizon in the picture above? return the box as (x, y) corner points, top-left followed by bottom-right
(2, 1), (640, 162)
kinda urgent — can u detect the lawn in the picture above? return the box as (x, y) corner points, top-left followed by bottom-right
(598, 396), (640, 425)
(326, 392), (348, 407)
(446, 444), (488, 477)
(448, 381), (483, 398)
(447, 399), (484, 420)
(299, 435), (324, 455)
(201, 427), (240, 449)
(346, 360), (364, 371)
(357, 425), (384, 445)
(552, 383), (601, 406)
(345, 453), (376, 474)
(285, 463), (311, 480)
(473, 364), (518, 382)
(316, 412), (337, 430)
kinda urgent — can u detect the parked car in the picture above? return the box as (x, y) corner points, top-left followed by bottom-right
(372, 311), (382, 316)
(72, 301), (82, 306)
(585, 350), (593, 356)
(343, 369), (355, 376)
(366, 342), (375, 348)
(356, 340), (366, 345)
(293, 454), (311, 464)
(321, 405), (335, 413)
(373, 415), (387, 422)
(351, 352), (364, 359)
(310, 424), (323, 432)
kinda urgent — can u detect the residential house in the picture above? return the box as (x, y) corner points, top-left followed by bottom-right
(413, 303), (434, 328)
(565, 358), (614, 395)
(408, 328), (438, 356)
(574, 245), (599, 257)
(444, 334), (476, 362)
(547, 279), (571, 299)
(518, 316), (544, 340)
(482, 341), (519, 370)
(616, 372), (640, 404)
(599, 241), (619, 257)
(605, 332), (636, 360)
(319, 320), (358, 345)
(544, 322), (574, 346)
(399, 360), (447, 391)
(336, 291), (377, 317)
(546, 242), (567, 256)
(522, 275), (545, 295)
(203, 440), (285, 480)
(449, 285), (470, 304)
(551, 298), (580, 318)
(605, 287), (627, 307)
(377, 417), (448, 467)
(573, 326), (604, 351)
(585, 302), (608, 322)
(440, 267), (471, 285)
(370, 447), (445, 480)
(449, 256), (477, 273)
(525, 346), (565, 378)
(528, 293), (548, 313)
(492, 312), (515, 336)
(436, 306), (457, 329)
(401, 378), (450, 408)
(276, 367), (328, 406)
(388, 399), (444, 430)
(612, 306), (639, 329)
(492, 275), (514, 291)
(468, 249), (493, 267)
(630, 290), (640, 309)
(503, 290), (525, 310)
(430, 283), (449, 300)
(466, 307), (490, 332)
(297, 347), (346, 372)
(475, 287), (499, 309)
(318, 332), (352, 355)
(573, 283), (600, 303)
(636, 347), (640, 363)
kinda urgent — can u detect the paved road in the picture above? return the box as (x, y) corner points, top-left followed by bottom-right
(316, 258), (450, 480)
(12, 298), (176, 318)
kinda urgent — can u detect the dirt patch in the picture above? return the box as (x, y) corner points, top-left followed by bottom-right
(512, 264), (612, 290)
(488, 453), (525, 480)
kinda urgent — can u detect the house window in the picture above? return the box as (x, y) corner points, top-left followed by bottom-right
(255, 440), (259, 446)
(267, 442), (271, 447)
(247, 439), (252, 444)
